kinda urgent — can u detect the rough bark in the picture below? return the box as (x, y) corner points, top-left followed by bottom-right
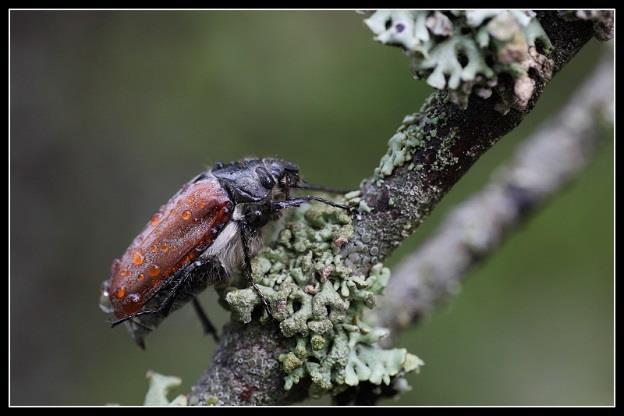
(189, 321), (310, 406)
(341, 12), (595, 277)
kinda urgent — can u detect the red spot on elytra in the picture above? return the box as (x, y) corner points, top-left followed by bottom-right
(148, 264), (161, 277)
(132, 251), (145, 266)
(115, 287), (126, 299)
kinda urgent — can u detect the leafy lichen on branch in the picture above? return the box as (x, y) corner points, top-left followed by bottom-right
(373, 101), (461, 180)
(220, 203), (423, 398)
(143, 371), (187, 406)
(364, 10), (554, 112)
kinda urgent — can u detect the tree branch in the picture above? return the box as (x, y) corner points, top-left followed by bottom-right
(187, 12), (608, 406)
(373, 48), (614, 340)
(341, 12), (597, 277)
(189, 322), (310, 406)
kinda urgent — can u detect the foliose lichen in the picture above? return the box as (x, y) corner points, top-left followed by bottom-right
(143, 371), (187, 406)
(373, 96), (461, 179)
(221, 203), (423, 397)
(364, 10), (553, 112)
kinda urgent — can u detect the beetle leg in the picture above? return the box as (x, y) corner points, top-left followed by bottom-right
(238, 221), (274, 318)
(111, 315), (138, 327)
(191, 296), (220, 342)
(128, 318), (153, 332)
(273, 196), (354, 213)
(107, 315), (153, 333)
(150, 262), (200, 318)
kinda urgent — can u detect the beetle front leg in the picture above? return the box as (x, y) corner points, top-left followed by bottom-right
(191, 296), (220, 342)
(273, 195), (354, 213)
(238, 220), (274, 318)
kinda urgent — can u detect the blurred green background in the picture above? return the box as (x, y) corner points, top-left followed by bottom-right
(10, 11), (613, 406)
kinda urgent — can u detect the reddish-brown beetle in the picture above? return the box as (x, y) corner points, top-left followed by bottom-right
(100, 158), (350, 348)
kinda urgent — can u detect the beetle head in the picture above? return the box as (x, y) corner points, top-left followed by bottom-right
(263, 158), (301, 193)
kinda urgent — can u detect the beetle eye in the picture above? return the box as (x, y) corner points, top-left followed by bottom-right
(261, 175), (274, 189)
(256, 167), (275, 189)
(283, 173), (298, 187)
(289, 173), (299, 186)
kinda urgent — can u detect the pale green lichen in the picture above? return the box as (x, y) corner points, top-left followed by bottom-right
(344, 189), (362, 200)
(143, 371), (187, 406)
(221, 203), (423, 397)
(344, 189), (374, 214)
(377, 132), (410, 176)
(374, 122), (423, 179)
(432, 127), (460, 171)
(358, 199), (373, 213)
(373, 95), (459, 179)
(345, 327), (424, 386)
(205, 396), (220, 406)
(364, 10), (553, 111)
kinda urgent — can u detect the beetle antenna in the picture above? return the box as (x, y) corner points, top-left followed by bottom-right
(295, 180), (351, 194)
(274, 196), (355, 214)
